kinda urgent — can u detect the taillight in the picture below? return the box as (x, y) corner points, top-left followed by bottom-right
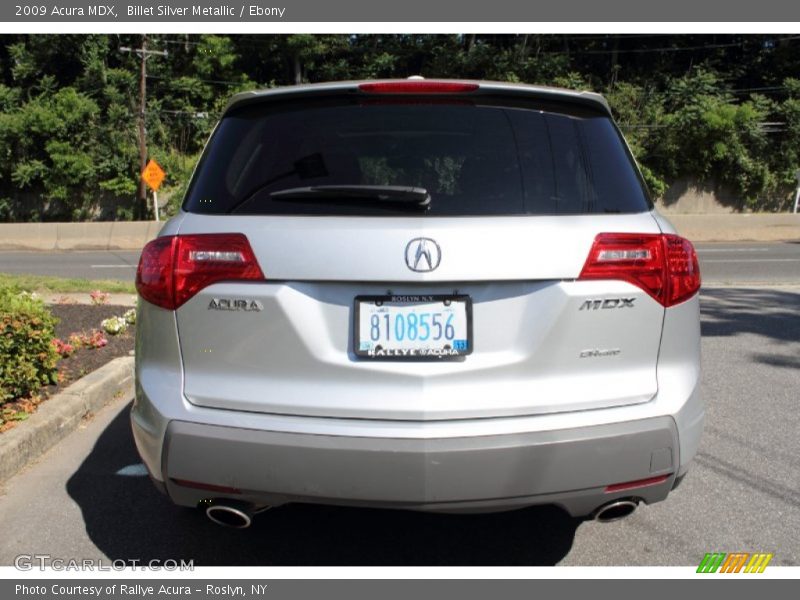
(358, 81), (479, 94)
(579, 233), (700, 307)
(135, 234), (264, 310)
(135, 236), (176, 310)
(662, 234), (702, 306)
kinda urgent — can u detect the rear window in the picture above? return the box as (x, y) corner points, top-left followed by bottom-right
(183, 96), (651, 216)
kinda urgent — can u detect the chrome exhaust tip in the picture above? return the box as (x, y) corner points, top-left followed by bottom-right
(592, 499), (639, 523)
(205, 500), (256, 529)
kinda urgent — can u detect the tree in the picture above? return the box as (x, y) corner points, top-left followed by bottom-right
(3, 34), (800, 220)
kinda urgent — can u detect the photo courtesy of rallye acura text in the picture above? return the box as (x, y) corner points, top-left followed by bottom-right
(132, 79), (702, 529)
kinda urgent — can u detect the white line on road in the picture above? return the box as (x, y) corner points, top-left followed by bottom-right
(696, 248), (772, 253)
(701, 258), (800, 263)
(90, 264), (136, 268)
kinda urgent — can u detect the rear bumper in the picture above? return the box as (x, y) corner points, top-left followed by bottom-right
(147, 415), (679, 516)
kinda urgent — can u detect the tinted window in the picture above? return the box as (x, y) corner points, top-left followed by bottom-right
(183, 98), (650, 216)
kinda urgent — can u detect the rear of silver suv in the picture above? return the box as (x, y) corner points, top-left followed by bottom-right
(132, 80), (702, 527)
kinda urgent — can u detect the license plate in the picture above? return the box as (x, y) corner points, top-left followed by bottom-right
(354, 295), (472, 359)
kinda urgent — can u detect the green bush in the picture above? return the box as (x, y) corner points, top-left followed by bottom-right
(0, 286), (60, 403)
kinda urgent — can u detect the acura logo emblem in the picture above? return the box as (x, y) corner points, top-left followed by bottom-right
(405, 238), (441, 272)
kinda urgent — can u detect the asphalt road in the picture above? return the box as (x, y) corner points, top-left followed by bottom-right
(695, 242), (800, 285)
(0, 284), (797, 566)
(0, 250), (141, 281)
(1, 242), (799, 285)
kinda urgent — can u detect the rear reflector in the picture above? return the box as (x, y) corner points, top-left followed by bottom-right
(171, 478), (242, 495)
(359, 81), (479, 94)
(604, 474), (671, 494)
(579, 233), (700, 307)
(136, 233), (264, 310)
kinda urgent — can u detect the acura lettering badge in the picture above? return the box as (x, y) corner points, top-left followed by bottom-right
(405, 238), (441, 272)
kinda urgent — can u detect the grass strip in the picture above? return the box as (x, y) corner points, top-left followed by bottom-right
(0, 272), (135, 294)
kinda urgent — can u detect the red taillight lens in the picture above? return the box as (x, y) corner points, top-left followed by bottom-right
(135, 234), (264, 310)
(173, 233), (264, 309)
(135, 236), (176, 309)
(579, 233), (700, 307)
(358, 81), (479, 94)
(663, 234), (702, 306)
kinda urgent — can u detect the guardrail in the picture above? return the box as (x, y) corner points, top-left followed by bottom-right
(0, 215), (798, 250)
(0, 221), (163, 250)
(666, 214), (800, 242)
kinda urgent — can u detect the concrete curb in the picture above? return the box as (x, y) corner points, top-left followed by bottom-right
(44, 293), (137, 307)
(0, 356), (134, 484)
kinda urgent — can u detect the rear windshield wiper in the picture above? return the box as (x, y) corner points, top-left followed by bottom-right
(269, 185), (431, 208)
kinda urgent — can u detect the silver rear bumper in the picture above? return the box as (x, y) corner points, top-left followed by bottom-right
(150, 416), (680, 516)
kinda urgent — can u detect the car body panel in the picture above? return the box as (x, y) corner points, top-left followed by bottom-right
(174, 211), (666, 420)
(132, 80), (702, 516)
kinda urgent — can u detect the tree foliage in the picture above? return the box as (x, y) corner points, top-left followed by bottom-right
(1, 34), (799, 220)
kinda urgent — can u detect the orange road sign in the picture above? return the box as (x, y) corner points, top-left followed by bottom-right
(142, 159), (166, 191)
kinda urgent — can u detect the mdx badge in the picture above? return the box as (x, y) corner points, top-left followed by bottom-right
(208, 298), (263, 312)
(405, 237), (441, 272)
(580, 298), (636, 310)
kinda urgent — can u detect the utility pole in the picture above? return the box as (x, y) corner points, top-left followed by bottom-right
(794, 170), (800, 214)
(120, 36), (167, 220)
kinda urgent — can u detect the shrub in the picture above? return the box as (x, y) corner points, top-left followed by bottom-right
(68, 329), (107, 349)
(0, 286), (60, 403)
(101, 316), (127, 335)
(89, 290), (110, 305)
(51, 338), (74, 357)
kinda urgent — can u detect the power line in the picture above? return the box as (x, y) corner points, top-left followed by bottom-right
(619, 122), (788, 132)
(155, 34), (800, 57)
(536, 35), (800, 55)
(146, 74), (251, 87)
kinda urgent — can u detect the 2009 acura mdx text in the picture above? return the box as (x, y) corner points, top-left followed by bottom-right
(131, 79), (702, 529)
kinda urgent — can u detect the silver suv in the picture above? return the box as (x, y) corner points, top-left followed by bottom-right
(132, 79), (702, 528)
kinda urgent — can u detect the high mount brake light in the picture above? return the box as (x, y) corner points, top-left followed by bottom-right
(135, 234), (264, 310)
(358, 81), (480, 94)
(579, 233), (701, 307)
(359, 97), (474, 107)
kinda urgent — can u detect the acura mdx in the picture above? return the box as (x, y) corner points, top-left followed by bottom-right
(132, 79), (703, 528)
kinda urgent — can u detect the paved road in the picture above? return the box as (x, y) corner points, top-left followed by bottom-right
(0, 242), (799, 285)
(0, 285), (797, 566)
(0, 250), (140, 281)
(0, 250), (141, 281)
(695, 242), (800, 285)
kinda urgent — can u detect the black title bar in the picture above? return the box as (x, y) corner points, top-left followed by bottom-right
(3, 0), (800, 22)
